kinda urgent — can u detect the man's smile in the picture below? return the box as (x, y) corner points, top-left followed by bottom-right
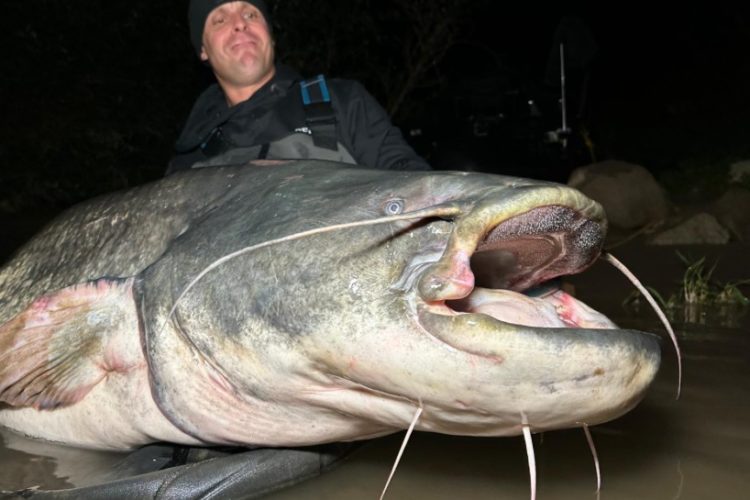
(229, 36), (258, 51)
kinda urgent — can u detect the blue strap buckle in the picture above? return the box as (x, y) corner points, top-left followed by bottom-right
(300, 74), (331, 105)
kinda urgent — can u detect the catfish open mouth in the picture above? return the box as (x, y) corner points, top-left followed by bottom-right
(420, 205), (616, 331)
(404, 196), (679, 396)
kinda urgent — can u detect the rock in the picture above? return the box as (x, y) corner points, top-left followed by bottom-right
(568, 160), (671, 229)
(711, 186), (750, 241)
(649, 213), (730, 245)
(729, 160), (750, 184)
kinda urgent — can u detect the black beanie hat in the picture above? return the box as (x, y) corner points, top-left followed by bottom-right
(188, 0), (272, 56)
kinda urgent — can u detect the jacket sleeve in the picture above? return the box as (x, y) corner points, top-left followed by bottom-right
(334, 80), (431, 171)
(166, 149), (204, 175)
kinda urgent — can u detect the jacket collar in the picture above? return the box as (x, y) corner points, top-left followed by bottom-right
(175, 64), (302, 152)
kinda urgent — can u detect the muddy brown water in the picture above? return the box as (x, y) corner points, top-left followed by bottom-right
(1, 215), (748, 499)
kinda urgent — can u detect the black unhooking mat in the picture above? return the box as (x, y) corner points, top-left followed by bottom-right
(0, 443), (357, 499)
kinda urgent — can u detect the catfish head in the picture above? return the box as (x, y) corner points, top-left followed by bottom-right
(140, 163), (660, 446)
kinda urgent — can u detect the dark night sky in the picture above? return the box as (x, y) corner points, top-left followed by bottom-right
(1, 1), (749, 209)
(454, 3), (750, 171)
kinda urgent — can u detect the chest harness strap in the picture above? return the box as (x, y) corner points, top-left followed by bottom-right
(300, 74), (338, 151)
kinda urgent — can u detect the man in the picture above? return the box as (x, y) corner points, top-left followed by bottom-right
(167, 0), (431, 174)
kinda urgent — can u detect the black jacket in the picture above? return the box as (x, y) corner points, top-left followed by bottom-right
(167, 65), (430, 174)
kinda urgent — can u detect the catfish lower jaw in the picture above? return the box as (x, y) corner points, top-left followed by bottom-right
(414, 298), (662, 431)
(417, 303), (511, 361)
(415, 290), (603, 361)
(416, 282), (620, 358)
(448, 286), (619, 330)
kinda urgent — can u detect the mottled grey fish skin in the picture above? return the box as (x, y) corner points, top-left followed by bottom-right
(0, 171), (241, 324)
(0, 160), (660, 450)
(132, 161), (653, 445)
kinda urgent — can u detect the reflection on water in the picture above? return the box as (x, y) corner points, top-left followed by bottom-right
(0, 428), (128, 491)
(624, 296), (748, 329)
(670, 303), (747, 329)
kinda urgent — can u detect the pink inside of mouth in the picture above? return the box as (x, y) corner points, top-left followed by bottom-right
(446, 287), (617, 329)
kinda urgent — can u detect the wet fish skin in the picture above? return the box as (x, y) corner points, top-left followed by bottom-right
(0, 160), (660, 450)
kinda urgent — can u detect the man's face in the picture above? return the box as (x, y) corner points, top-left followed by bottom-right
(200, 1), (275, 92)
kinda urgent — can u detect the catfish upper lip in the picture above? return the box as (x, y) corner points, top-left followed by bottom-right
(414, 200), (605, 304)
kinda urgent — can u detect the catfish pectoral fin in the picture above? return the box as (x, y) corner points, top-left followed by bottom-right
(0, 277), (141, 409)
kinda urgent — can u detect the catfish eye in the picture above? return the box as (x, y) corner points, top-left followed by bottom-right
(384, 199), (405, 216)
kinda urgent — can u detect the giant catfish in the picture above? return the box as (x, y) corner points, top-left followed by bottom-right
(0, 160), (660, 455)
